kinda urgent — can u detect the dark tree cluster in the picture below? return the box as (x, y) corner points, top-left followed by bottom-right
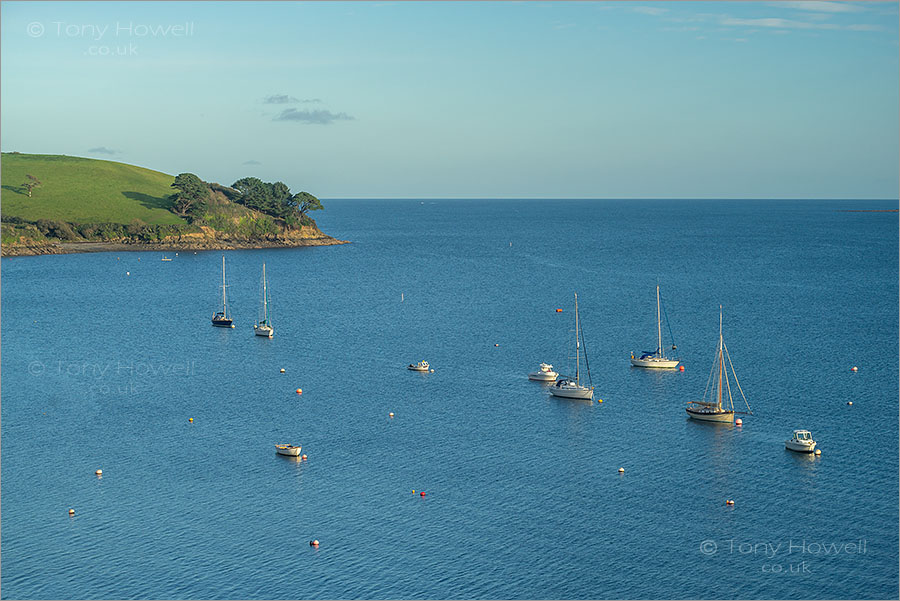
(231, 177), (322, 222)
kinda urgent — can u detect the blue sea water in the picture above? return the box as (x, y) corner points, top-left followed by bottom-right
(1, 199), (898, 600)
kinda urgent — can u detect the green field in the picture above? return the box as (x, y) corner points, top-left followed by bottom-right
(1, 153), (187, 225)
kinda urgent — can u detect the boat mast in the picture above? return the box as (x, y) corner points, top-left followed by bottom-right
(221, 255), (228, 316)
(262, 263), (268, 324)
(656, 285), (662, 358)
(574, 292), (580, 385)
(717, 306), (723, 412)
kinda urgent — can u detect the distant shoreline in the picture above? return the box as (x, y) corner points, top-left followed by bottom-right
(1, 236), (349, 258)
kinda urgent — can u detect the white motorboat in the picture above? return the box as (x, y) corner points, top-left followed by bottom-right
(686, 306), (752, 423)
(549, 293), (594, 401)
(528, 363), (558, 381)
(275, 443), (302, 456)
(631, 285), (679, 368)
(253, 263), (274, 338)
(407, 360), (430, 372)
(785, 430), (817, 453)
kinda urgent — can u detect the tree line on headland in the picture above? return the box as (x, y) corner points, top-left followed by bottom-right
(170, 173), (322, 228)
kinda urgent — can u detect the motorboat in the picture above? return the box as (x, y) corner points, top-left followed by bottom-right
(528, 363), (558, 381)
(408, 360), (430, 372)
(785, 430), (817, 453)
(275, 443), (302, 456)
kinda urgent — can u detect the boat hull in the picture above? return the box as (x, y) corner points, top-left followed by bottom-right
(630, 356), (679, 369)
(549, 386), (594, 400)
(275, 445), (301, 456)
(254, 324), (273, 338)
(785, 441), (817, 453)
(212, 318), (233, 327)
(528, 372), (558, 381)
(408, 366), (429, 372)
(685, 406), (734, 422)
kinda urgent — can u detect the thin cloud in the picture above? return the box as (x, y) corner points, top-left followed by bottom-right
(263, 94), (321, 104)
(633, 6), (669, 16)
(87, 146), (117, 155)
(273, 109), (354, 124)
(242, 160), (262, 165)
(770, 1), (864, 13)
(720, 16), (839, 29)
(847, 23), (884, 31)
(264, 94), (300, 104)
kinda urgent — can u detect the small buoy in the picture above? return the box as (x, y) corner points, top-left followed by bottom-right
(597, 399), (603, 403)
(726, 499), (734, 506)
(230, 324), (235, 328)
(389, 412), (394, 418)
(126, 271), (130, 275)
(679, 365), (685, 372)
(420, 491), (426, 497)
(188, 417), (193, 422)
(95, 469), (102, 476)
(68, 508), (75, 516)
(412, 490), (415, 494)
(301, 454), (307, 460)
(851, 366), (858, 372)
(735, 418), (742, 426)
(815, 449), (821, 455)
(618, 467), (624, 473)
(847, 401), (853, 405)
(309, 539), (319, 547)
(494, 343), (499, 347)
(430, 369), (434, 373)
(556, 308), (562, 312)
(296, 388), (302, 394)
(280, 368), (285, 373)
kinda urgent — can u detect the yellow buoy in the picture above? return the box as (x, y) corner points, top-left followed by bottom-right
(618, 467), (624, 473)
(389, 412), (394, 418)
(296, 388), (302, 394)
(280, 368), (285, 373)
(597, 399), (603, 403)
(815, 449), (821, 456)
(95, 469), (102, 476)
(189, 417), (193, 422)
(68, 508), (75, 516)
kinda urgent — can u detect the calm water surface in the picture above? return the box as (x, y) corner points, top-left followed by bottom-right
(2, 199), (898, 599)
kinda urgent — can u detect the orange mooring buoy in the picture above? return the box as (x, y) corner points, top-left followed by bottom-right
(296, 388), (302, 394)
(556, 309), (562, 313)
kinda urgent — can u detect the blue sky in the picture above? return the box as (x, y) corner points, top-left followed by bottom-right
(1, 1), (897, 199)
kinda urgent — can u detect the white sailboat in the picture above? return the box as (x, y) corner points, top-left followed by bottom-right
(211, 255), (234, 328)
(686, 306), (752, 423)
(253, 263), (274, 338)
(631, 285), (679, 368)
(549, 292), (594, 401)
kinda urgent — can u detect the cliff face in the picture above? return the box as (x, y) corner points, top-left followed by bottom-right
(1, 221), (348, 257)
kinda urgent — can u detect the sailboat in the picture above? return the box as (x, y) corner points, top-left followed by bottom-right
(211, 255), (234, 328)
(686, 306), (752, 422)
(253, 263), (274, 338)
(549, 292), (594, 400)
(631, 285), (679, 368)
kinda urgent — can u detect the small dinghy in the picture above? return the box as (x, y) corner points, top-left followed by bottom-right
(275, 443), (302, 456)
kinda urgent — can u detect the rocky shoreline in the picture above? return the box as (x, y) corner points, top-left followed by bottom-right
(1, 235), (350, 258)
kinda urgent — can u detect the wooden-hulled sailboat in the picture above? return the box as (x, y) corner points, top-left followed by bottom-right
(253, 263), (274, 338)
(212, 255), (234, 328)
(686, 306), (751, 422)
(549, 292), (594, 401)
(630, 284), (679, 368)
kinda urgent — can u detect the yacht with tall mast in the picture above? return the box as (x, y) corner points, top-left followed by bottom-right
(630, 284), (679, 368)
(686, 306), (751, 422)
(549, 292), (594, 401)
(253, 263), (274, 338)
(211, 255), (234, 328)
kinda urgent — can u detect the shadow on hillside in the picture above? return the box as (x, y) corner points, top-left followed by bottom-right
(122, 191), (173, 212)
(1, 184), (27, 196)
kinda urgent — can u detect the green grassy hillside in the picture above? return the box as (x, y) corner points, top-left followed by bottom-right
(1, 153), (186, 225)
